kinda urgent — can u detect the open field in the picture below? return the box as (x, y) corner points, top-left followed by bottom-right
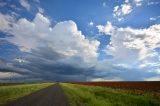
(0, 83), (42, 86)
(0, 82), (159, 106)
(0, 83), (53, 106)
(0, 83), (24, 86)
(70, 81), (160, 92)
(61, 83), (160, 106)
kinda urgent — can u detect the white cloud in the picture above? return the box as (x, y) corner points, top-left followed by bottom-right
(113, 0), (144, 21)
(120, 4), (132, 15)
(0, 13), (15, 32)
(0, 13), (100, 63)
(134, 0), (143, 6)
(89, 21), (94, 26)
(140, 61), (160, 68)
(97, 21), (114, 35)
(114, 63), (131, 69)
(144, 76), (160, 81)
(90, 77), (123, 81)
(121, 4), (132, 15)
(38, 7), (44, 13)
(148, 1), (160, 5)
(97, 22), (160, 71)
(14, 58), (27, 63)
(125, 0), (129, 3)
(113, 6), (119, 12)
(19, 0), (31, 11)
(0, 72), (22, 79)
(150, 16), (160, 21)
(113, 3), (132, 21)
(150, 17), (156, 21)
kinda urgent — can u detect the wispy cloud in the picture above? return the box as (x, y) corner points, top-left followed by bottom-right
(113, 0), (144, 21)
(147, 1), (160, 5)
(19, 0), (31, 11)
(150, 16), (160, 21)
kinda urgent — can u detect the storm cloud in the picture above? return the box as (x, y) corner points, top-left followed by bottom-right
(0, 0), (160, 82)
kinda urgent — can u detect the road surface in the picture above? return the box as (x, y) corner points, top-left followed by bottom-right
(6, 83), (69, 106)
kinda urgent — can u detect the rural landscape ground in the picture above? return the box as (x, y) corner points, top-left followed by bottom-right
(0, 82), (160, 106)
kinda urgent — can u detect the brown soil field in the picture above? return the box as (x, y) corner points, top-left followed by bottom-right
(70, 81), (160, 92)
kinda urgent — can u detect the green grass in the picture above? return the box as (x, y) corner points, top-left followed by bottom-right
(0, 83), (53, 105)
(61, 83), (160, 106)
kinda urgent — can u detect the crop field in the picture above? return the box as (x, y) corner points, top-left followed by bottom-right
(61, 83), (160, 106)
(0, 83), (53, 106)
(70, 81), (160, 92)
(0, 82), (159, 106)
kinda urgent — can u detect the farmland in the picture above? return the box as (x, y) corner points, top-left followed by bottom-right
(0, 82), (159, 106)
(61, 83), (160, 106)
(70, 81), (160, 92)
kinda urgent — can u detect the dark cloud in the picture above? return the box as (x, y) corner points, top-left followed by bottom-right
(0, 46), (98, 82)
(31, 47), (66, 61)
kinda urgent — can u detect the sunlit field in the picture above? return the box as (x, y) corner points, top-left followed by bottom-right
(61, 83), (160, 106)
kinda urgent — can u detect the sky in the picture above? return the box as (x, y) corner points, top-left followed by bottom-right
(0, 0), (160, 82)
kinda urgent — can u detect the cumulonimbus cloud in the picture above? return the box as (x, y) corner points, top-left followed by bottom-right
(0, 12), (100, 82)
(0, 13), (100, 62)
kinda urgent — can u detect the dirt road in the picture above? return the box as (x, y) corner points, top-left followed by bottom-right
(6, 83), (69, 106)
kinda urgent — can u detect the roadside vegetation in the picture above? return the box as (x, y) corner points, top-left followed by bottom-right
(61, 83), (160, 106)
(0, 83), (53, 105)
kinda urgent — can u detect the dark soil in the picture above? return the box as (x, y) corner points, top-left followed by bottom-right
(70, 81), (160, 92)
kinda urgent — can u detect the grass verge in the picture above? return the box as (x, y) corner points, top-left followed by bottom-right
(61, 83), (160, 106)
(0, 83), (53, 105)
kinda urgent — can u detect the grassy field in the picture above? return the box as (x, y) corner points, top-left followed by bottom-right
(61, 83), (160, 106)
(0, 83), (53, 105)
